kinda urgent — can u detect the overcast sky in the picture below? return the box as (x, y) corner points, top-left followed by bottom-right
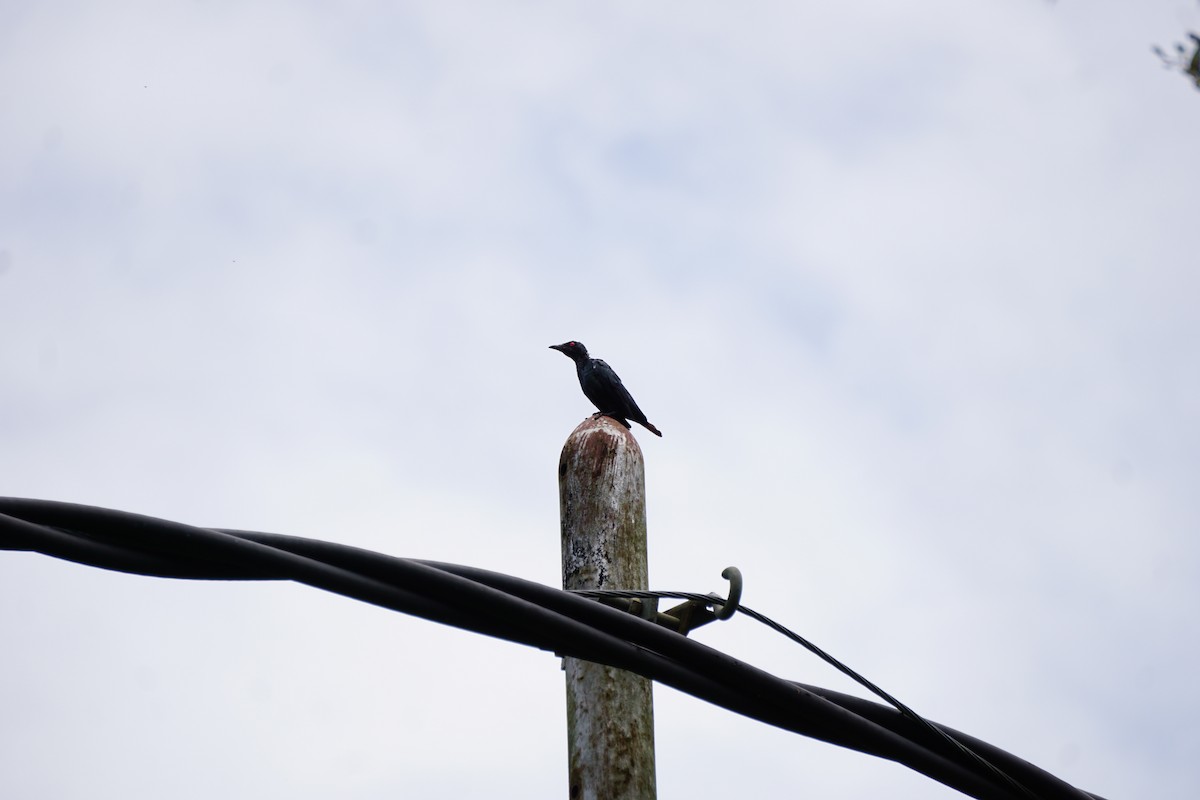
(2, 1), (1198, 798)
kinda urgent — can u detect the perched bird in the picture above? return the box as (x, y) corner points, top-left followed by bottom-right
(550, 341), (662, 437)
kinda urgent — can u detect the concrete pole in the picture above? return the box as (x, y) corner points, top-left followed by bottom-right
(558, 415), (657, 800)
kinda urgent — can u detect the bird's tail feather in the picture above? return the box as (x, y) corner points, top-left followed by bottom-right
(640, 421), (663, 437)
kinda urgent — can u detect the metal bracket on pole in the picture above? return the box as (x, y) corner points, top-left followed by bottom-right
(631, 595), (659, 621)
(587, 567), (745, 637)
(662, 566), (742, 636)
(713, 566), (742, 620)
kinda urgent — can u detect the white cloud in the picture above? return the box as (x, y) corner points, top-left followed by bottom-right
(2, 1), (1198, 797)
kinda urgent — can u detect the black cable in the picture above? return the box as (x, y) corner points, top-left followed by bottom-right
(1, 502), (989, 792)
(455, 568), (1100, 800)
(794, 683), (1110, 800)
(0, 497), (1106, 800)
(575, 587), (1037, 800)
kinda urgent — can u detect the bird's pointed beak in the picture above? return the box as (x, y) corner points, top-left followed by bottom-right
(549, 343), (565, 352)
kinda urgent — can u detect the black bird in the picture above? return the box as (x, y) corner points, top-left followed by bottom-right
(550, 341), (662, 436)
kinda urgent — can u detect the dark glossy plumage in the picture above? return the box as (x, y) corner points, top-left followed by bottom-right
(549, 341), (662, 437)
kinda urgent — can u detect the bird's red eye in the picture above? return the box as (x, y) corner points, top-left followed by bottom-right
(569, 342), (577, 347)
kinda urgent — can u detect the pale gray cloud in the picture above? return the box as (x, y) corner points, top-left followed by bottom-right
(2, 1), (1198, 798)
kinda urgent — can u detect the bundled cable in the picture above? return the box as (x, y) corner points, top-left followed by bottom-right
(0, 497), (1105, 800)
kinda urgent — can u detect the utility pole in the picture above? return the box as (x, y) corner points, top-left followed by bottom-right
(558, 415), (657, 800)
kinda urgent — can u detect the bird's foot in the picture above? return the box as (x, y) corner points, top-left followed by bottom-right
(591, 411), (632, 429)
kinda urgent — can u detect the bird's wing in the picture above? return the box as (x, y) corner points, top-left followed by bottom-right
(592, 359), (618, 380)
(580, 360), (622, 411)
(593, 359), (646, 418)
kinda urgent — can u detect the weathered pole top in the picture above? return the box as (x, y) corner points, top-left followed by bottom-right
(558, 415), (644, 484)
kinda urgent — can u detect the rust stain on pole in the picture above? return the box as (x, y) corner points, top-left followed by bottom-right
(559, 415), (657, 800)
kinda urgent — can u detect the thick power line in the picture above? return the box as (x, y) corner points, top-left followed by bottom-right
(0, 496), (1105, 800)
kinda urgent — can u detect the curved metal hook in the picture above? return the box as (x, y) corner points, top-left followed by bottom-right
(713, 566), (742, 621)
